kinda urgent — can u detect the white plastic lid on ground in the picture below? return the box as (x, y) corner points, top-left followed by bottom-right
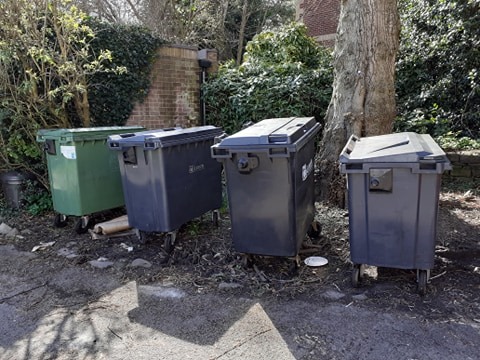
(304, 256), (328, 267)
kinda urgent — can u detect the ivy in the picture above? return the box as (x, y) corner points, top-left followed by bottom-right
(86, 19), (164, 127)
(396, 0), (480, 143)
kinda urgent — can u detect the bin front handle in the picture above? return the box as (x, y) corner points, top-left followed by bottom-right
(237, 154), (259, 174)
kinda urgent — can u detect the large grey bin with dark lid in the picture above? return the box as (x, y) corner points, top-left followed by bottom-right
(108, 126), (224, 250)
(211, 117), (321, 257)
(339, 132), (451, 294)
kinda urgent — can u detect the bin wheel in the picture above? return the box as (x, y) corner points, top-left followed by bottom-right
(136, 229), (147, 244)
(352, 264), (363, 288)
(241, 254), (254, 268)
(74, 216), (90, 234)
(53, 214), (68, 228)
(417, 270), (428, 296)
(288, 255), (301, 274)
(212, 210), (220, 227)
(307, 220), (322, 239)
(164, 232), (176, 254)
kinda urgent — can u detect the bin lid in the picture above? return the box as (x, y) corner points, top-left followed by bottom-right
(107, 126), (224, 150)
(37, 126), (145, 142)
(339, 132), (450, 164)
(215, 117), (318, 147)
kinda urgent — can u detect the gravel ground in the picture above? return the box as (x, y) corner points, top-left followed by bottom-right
(0, 177), (478, 359)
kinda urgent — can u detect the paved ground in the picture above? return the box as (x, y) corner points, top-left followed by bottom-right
(0, 242), (479, 360)
(1, 177), (479, 359)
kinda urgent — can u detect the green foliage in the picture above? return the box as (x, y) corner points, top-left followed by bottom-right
(243, 23), (326, 69)
(0, 196), (17, 218)
(222, 0), (295, 61)
(435, 132), (480, 151)
(0, 0), (117, 181)
(203, 23), (333, 134)
(0, 179), (51, 216)
(23, 180), (53, 215)
(0, 2), (162, 192)
(395, 0), (480, 144)
(86, 19), (164, 127)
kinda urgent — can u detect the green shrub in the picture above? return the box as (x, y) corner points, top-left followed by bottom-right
(23, 180), (53, 216)
(435, 132), (480, 151)
(395, 0), (480, 143)
(203, 23), (333, 134)
(0, 13), (163, 201)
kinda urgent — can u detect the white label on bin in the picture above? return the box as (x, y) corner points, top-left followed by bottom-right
(189, 164), (205, 174)
(302, 158), (314, 181)
(60, 146), (76, 159)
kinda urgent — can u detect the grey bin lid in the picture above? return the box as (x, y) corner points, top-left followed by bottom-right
(339, 132), (451, 164)
(216, 117), (318, 147)
(108, 126), (223, 150)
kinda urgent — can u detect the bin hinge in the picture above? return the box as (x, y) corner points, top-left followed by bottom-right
(237, 154), (259, 174)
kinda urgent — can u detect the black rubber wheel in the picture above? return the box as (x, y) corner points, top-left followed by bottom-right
(164, 233), (175, 254)
(288, 255), (301, 275)
(136, 229), (147, 244)
(417, 270), (428, 296)
(212, 210), (219, 227)
(241, 254), (254, 269)
(74, 216), (90, 234)
(53, 214), (68, 228)
(352, 264), (362, 288)
(307, 220), (322, 239)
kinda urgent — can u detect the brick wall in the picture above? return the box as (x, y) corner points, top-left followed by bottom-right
(126, 45), (218, 130)
(296, 0), (340, 47)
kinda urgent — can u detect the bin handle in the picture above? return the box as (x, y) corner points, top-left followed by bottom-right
(237, 154), (259, 174)
(118, 133), (136, 138)
(214, 133), (228, 144)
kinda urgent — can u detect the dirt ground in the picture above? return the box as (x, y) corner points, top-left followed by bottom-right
(0, 176), (479, 359)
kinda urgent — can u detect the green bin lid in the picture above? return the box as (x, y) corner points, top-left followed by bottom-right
(37, 126), (145, 142)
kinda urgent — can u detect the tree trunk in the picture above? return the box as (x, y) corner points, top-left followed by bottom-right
(316, 0), (400, 206)
(236, 0), (249, 65)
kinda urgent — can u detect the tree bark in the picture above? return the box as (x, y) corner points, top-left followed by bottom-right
(316, 0), (400, 206)
(236, 0), (249, 65)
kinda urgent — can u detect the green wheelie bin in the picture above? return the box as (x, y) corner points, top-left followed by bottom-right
(37, 126), (144, 233)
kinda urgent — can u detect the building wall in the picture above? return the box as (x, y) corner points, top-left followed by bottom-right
(296, 0), (340, 47)
(127, 45), (218, 130)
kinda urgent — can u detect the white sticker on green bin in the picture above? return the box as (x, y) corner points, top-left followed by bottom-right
(60, 146), (76, 159)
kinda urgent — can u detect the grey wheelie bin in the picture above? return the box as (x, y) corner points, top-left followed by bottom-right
(107, 126), (224, 251)
(339, 132), (452, 295)
(36, 126), (144, 233)
(211, 117), (321, 259)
